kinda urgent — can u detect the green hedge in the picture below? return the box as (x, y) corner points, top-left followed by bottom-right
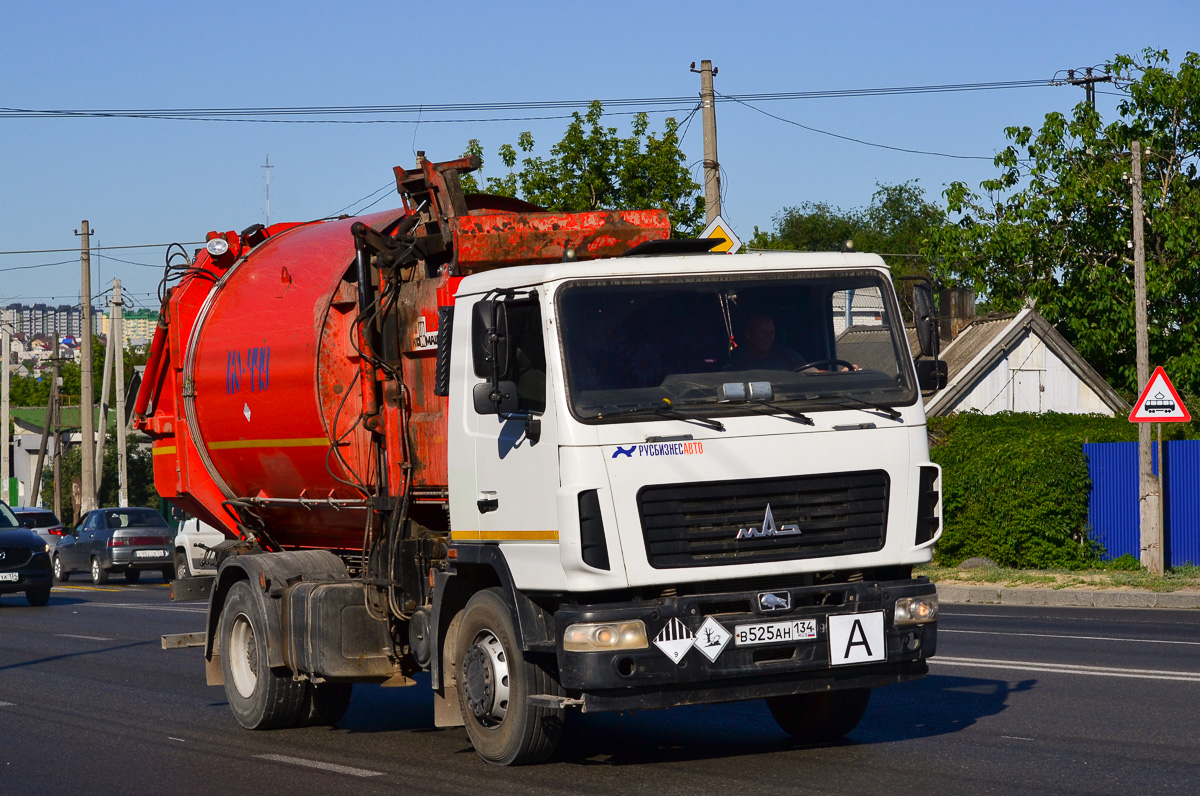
(928, 412), (1200, 569)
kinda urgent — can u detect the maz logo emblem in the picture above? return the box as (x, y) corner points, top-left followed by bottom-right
(735, 504), (801, 540)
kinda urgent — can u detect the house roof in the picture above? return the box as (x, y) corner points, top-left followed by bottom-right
(924, 307), (1130, 416)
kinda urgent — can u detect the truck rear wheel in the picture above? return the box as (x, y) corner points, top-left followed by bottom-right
(455, 588), (563, 765)
(219, 580), (307, 730)
(766, 687), (872, 743)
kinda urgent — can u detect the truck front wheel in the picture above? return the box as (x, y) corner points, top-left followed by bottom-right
(219, 580), (307, 730)
(455, 588), (563, 765)
(766, 687), (872, 743)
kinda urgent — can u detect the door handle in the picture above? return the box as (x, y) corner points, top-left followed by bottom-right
(477, 498), (499, 514)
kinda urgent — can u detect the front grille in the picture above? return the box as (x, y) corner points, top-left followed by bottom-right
(0, 547), (34, 569)
(638, 471), (889, 568)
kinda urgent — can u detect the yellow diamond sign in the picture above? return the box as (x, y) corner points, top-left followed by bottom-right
(699, 215), (742, 254)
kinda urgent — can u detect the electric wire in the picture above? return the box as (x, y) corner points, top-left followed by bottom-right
(0, 80), (1055, 121)
(716, 90), (1002, 161)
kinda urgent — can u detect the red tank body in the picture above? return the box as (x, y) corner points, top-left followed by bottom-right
(134, 157), (670, 552)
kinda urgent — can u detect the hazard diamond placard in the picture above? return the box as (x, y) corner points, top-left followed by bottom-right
(1129, 366), (1191, 423)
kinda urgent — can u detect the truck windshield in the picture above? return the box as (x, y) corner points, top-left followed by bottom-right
(556, 270), (918, 422)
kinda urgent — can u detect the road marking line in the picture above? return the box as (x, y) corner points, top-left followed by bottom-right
(55, 585), (124, 593)
(74, 603), (206, 614)
(934, 656), (1200, 682)
(1001, 736), (1036, 741)
(0, 702), (13, 707)
(941, 629), (1200, 646)
(57, 634), (114, 641)
(255, 754), (383, 779)
(168, 737), (185, 742)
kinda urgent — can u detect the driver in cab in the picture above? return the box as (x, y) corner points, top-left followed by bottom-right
(729, 312), (805, 370)
(729, 312), (855, 372)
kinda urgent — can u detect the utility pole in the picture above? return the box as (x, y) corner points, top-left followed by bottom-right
(76, 221), (96, 514)
(113, 280), (128, 507)
(1, 324), (10, 506)
(52, 357), (62, 519)
(1132, 140), (1163, 574)
(95, 287), (115, 495)
(32, 363), (57, 509)
(1066, 67), (1111, 112)
(691, 60), (722, 225)
(263, 155), (273, 226)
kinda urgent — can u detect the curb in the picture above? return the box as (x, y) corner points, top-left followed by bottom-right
(936, 584), (1200, 610)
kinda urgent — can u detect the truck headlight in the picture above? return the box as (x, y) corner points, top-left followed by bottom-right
(894, 595), (938, 625)
(563, 620), (649, 652)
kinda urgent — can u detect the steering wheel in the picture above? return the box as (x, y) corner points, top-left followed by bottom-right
(794, 359), (856, 373)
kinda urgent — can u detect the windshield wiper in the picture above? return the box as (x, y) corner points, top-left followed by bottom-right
(829, 395), (902, 421)
(750, 400), (814, 425)
(594, 400), (726, 432)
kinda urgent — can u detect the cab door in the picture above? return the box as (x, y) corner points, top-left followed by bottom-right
(466, 297), (560, 546)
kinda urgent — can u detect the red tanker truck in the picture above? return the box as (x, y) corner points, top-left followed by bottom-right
(141, 155), (944, 765)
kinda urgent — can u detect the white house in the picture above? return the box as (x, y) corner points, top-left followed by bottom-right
(924, 306), (1128, 417)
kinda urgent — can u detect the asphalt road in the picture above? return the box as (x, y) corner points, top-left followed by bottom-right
(1, 584), (1198, 795)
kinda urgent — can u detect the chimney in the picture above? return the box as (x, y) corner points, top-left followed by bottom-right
(938, 287), (976, 342)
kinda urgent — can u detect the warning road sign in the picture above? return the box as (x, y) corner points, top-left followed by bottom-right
(1129, 366), (1191, 423)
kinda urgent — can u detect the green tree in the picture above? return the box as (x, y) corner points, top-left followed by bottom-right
(462, 101), (704, 236)
(928, 49), (1200, 397)
(752, 180), (947, 278)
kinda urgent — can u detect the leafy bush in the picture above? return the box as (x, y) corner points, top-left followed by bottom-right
(929, 412), (1151, 568)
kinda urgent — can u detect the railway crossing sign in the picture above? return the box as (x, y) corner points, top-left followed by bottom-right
(1129, 366), (1191, 423)
(699, 215), (742, 254)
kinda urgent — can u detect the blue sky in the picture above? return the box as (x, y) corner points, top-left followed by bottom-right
(2, 0), (1196, 312)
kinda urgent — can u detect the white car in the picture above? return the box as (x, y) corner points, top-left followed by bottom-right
(173, 517), (228, 579)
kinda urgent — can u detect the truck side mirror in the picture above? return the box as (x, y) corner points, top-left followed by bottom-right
(472, 381), (518, 414)
(916, 359), (948, 392)
(471, 300), (510, 379)
(912, 282), (938, 359)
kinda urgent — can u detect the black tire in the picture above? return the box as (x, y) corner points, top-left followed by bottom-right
(124, 569), (141, 584)
(455, 587), (563, 765)
(766, 688), (872, 743)
(174, 551), (189, 580)
(304, 682), (353, 726)
(161, 566), (174, 583)
(26, 586), (52, 607)
(218, 580), (307, 730)
(53, 555), (70, 582)
(91, 557), (109, 585)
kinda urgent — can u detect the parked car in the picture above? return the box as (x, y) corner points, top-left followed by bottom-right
(53, 507), (174, 585)
(11, 507), (67, 553)
(173, 517), (227, 579)
(0, 502), (54, 606)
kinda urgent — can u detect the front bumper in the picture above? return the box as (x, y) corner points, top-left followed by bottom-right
(0, 553), (53, 594)
(555, 577), (936, 713)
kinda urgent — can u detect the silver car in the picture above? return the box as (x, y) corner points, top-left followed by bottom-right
(53, 508), (174, 585)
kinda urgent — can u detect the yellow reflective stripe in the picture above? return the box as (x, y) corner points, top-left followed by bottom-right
(451, 530), (559, 542)
(208, 438), (330, 451)
(152, 446), (177, 456)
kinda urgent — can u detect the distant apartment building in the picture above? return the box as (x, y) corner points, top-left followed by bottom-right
(100, 308), (158, 346)
(1, 302), (103, 340)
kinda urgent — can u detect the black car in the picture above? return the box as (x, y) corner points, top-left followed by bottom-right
(53, 507), (174, 585)
(0, 502), (54, 606)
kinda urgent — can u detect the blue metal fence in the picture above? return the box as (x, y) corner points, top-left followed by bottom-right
(1085, 440), (1199, 567)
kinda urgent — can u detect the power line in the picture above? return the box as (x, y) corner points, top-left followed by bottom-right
(718, 91), (1002, 161)
(0, 79), (1057, 123)
(0, 242), (202, 255)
